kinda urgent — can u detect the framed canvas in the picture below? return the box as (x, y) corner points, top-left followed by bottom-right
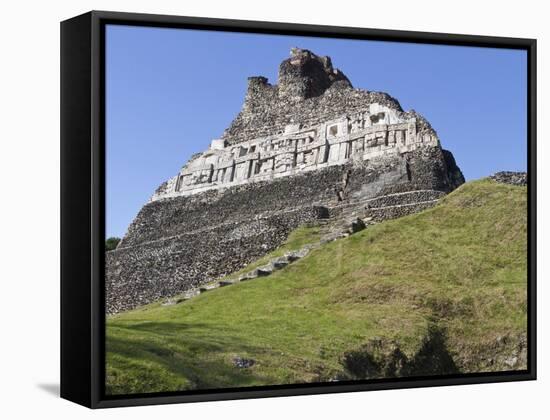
(60, 10), (537, 408)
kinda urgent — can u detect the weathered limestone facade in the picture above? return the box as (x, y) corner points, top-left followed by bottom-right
(107, 48), (464, 314)
(153, 105), (437, 200)
(152, 47), (442, 201)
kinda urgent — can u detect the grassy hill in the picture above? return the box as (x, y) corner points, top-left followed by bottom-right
(106, 179), (527, 395)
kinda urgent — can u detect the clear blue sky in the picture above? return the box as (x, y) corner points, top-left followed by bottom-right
(106, 24), (527, 238)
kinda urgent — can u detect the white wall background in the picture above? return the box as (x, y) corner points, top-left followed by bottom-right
(0, 0), (547, 417)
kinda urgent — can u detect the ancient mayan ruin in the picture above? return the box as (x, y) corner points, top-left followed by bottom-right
(106, 48), (465, 314)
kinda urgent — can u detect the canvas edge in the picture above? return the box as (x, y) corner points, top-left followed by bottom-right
(60, 11), (94, 408)
(59, 9), (537, 409)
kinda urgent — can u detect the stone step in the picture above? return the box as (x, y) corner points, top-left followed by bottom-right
(285, 247), (310, 261)
(239, 272), (256, 281)
(199, 284), (220, 293)
(272, 257), (289, 269)
(256, 265), (274, 276)
(218, 280), (235, 287)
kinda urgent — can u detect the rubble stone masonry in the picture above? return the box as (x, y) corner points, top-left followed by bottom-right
(106, 48), (465, 313)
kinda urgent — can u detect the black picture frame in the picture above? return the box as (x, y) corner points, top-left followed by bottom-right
(60, 10), (537, 409)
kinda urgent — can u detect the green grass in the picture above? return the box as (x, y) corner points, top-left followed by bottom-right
(106, 179), (527, 395)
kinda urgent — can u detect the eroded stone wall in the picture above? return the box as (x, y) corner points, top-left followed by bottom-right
(152, 48), (443, 201)
(153, 105), (439, 200)
(490, 171), (527, 186)
(106, 48), (465, 313)
(108, 147), (463, 313)
(222, 48), (434, 146)
(107, 206), (328, 313)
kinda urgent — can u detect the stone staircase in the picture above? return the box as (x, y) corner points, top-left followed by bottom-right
(162, 189), (444, 306)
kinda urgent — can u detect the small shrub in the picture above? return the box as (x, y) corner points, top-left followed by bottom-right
(106, 237), (121, 251)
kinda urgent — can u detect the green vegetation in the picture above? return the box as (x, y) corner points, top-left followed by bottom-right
(105, 237), (121, 251)
(106, 179), (527, 395)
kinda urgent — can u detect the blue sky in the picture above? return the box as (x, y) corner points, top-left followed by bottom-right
(106, 24), (527, 238)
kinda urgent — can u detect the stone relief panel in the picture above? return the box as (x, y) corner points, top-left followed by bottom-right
(151, 104), (440, 201)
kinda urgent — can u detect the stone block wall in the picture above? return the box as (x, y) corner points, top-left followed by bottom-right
(122, 165), (345, 247)
(124, 146), (461, 248)
(364, 200), (440, 222)
(106, 48), (466, 314)
(107, 205), (329, 313)
(363, 190), (446, 209)
(108, 146), (463, 313)
(151, 48), (447, 201)
(490, 171), (527, 186)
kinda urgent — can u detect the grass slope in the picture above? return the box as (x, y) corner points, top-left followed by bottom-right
(106, 179), (527, 395)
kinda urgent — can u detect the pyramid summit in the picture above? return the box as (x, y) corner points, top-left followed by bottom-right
(107, 48), (464, 314)
(152, 48), (453, 200)
(276, 47), (353, 99)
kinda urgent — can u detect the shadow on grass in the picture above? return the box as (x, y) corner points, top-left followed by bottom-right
(106, 321), (273, 395)
(341, 325), (459, 380)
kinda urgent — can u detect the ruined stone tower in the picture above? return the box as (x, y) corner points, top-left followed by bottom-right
(106, 48), (464, 313)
